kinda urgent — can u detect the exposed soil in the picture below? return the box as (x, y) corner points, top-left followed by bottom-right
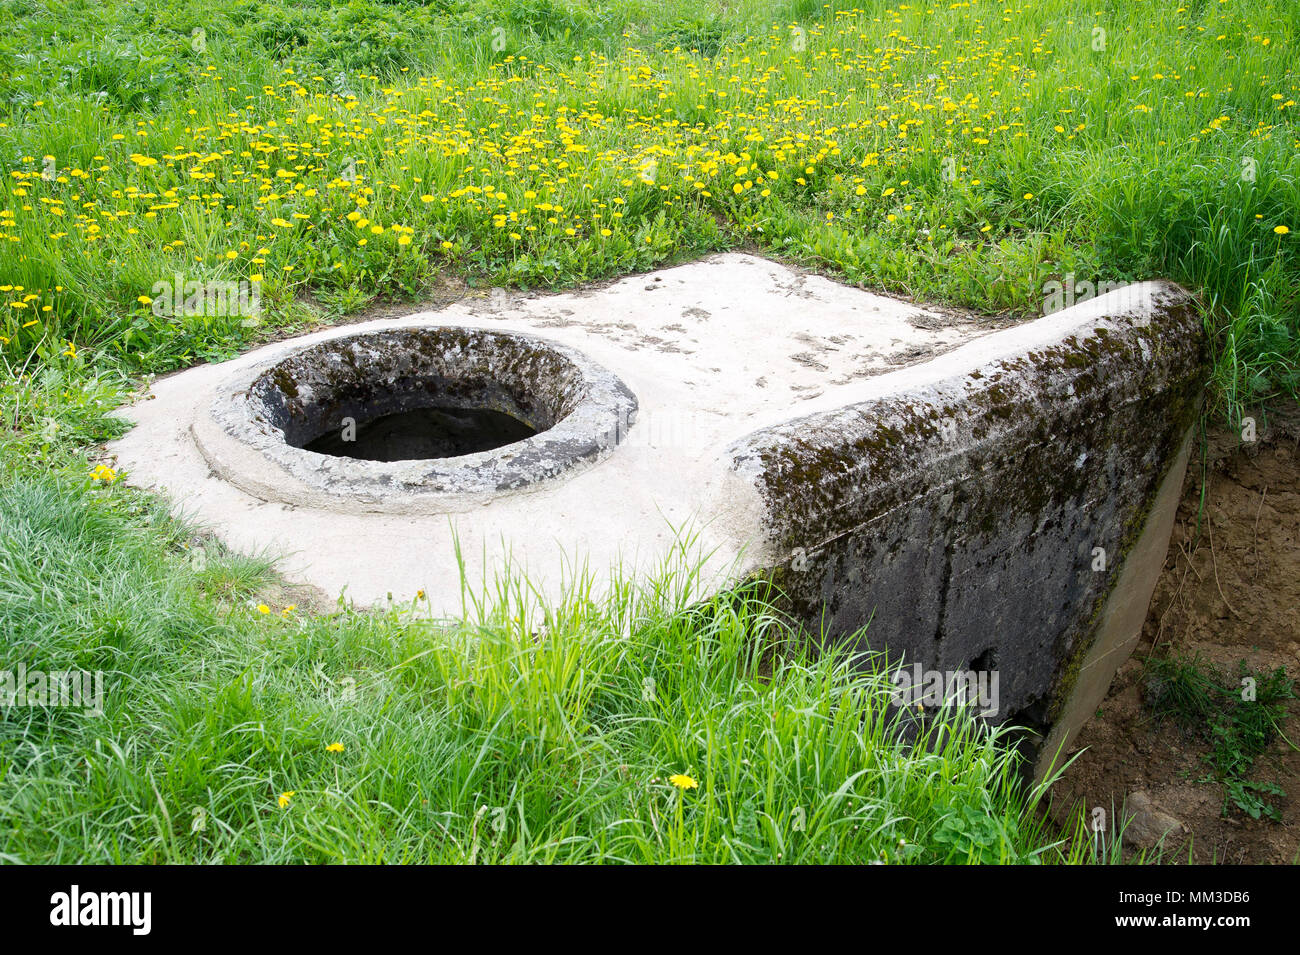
(1047, 401), (1300, 863)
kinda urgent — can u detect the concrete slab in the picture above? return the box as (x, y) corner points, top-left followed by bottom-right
(109, 253), (987, 611)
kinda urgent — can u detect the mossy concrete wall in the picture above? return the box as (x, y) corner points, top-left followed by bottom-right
(725, 281), (1205, 775)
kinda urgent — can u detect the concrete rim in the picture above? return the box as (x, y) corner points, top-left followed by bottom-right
(199, 325), (638, 509)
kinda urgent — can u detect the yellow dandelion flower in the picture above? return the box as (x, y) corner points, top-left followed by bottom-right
(326, 742), (344, 753)
(669, 773), (698, 790)
(1274, 225), (1290, 235)
(277, 791), (295, 808)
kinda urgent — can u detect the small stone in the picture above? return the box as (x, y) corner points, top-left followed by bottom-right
(1122, 791), (1186, 849)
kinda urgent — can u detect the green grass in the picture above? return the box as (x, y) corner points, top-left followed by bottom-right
(0, 472), (1084, 863)
(0, 0), (1296, 418)
(1144, 653), (1296, 822)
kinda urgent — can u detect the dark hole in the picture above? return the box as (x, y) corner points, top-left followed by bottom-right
(304, 405), (538, 462)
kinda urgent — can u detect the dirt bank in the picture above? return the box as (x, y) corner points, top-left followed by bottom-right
(1047, 401), (1300, 864)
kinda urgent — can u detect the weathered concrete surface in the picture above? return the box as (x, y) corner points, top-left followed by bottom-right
(1033, 425), (1194, 781)
(108, 254), (1203, 773)
(725, 280), (1205, 773)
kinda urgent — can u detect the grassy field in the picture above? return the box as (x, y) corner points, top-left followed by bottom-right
(1, 0), (1294, 862)
(0, 475), (1089, 863)
(2, 0), (1296, 410)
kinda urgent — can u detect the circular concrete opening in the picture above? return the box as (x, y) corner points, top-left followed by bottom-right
(254, 329), (575, 464)
(200, 325), (637, 509)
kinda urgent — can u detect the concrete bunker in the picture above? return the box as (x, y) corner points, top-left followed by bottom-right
(109, 254), (1206, 779)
